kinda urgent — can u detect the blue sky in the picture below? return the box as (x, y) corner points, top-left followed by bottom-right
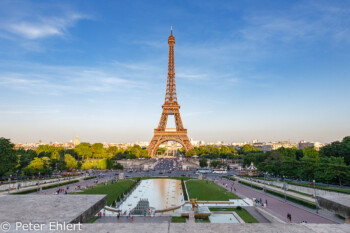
(0, 0), (349, 144)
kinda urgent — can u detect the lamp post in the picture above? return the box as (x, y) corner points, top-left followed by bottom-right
(313, 180), (318, 214)
(8, 175), (12, 194)
(283, 175), (286, 202)
(263, 172), (267, 192)
(38, 172), (40, 192)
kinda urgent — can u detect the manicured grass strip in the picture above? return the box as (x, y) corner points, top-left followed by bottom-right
(195, 217), (210, 223)
(244, 179), (312, 197)
(234, 208), (258, 223)
(13, 180), (79, 194)
(186, 180), (240, 201)
(209, 207), (258, 223)
(87, 216), (98, 223)
(238, 180), (263, 190)
(288, 189), (313, 197)
(172, 216), (187, 223)
(182, 179), (188, 201)
(287, 181), (350, 194)
(70, 179), (137, 205)
(83, 176), (96, 180)
(265, 189), (316, 209)
(238, 180), (316, 209)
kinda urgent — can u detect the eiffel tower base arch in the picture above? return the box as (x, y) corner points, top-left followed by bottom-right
(147, 132), (193, 157)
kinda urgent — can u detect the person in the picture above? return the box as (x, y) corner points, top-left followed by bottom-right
(99, 212), (102, 219)
(260, 198), (262, 204)
(117, 212), (120, 220)
(287, 213), (291, 223)
(265, 199), (268, 207)
(103, 210), (105, 216)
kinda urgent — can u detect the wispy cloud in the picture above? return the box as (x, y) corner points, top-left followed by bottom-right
(177, 73), (208, 80)
(0, 62), (147, 95)
(241, 1), (350, 43)
(0, 0), (91, 47)
(4, 14), (89, 40)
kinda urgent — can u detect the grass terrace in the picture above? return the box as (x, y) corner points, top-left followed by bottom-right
(186, 180), (240, 201)
(70, 179), (137, 206)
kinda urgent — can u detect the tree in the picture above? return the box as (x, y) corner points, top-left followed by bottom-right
(74, 143), (92, 160)
(315, 157), (336, 185)
(240, 144), (261, 154)
(320, 136), (350, 165)
(64, 154), (78, 170)
(302, 146), (319, 160)
(199, 158), (208, 168)
(0, 138), (18, 176)
(91, 143), (105, 159)
(23, 157), (51, 175)
(114, 163), (124, 170)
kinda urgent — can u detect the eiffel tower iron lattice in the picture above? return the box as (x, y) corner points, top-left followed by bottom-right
(147, 27), (193, 157)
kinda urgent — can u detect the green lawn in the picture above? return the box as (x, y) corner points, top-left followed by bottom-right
(186, 180), (240, 201)
(195, 218), (210, 223)
(209, 208), (258, 223)
(172, 216), (187, 223)
(87, 216), (98, 223)
(70, 179), (136, 205)
(171, 216), (210, 223)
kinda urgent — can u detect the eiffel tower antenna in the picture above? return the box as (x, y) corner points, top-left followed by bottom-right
(147, 27), (193, 157)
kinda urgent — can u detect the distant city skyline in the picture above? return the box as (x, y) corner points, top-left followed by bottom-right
(1, 0), (350, 144)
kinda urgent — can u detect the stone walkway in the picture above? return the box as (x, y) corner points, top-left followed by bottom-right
(214, 178), (337, 224)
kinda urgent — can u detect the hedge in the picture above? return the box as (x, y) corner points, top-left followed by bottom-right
(13, 180), (79, 195)
(287, 181), (350, 195)
(238, 180), (263, 190)
(83, 176), (96, 180)
(239, 180), (316, 209)
(265, 189), (316, 209)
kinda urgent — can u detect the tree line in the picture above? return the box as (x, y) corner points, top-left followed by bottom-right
(0, 138), (152, 177)
(195, 137), (350, 186)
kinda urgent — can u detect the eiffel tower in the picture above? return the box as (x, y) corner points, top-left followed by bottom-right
(147, 26), (193, 157)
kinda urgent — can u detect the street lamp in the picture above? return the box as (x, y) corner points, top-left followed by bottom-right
(38, 172), (41, 192)
(283, 175), (286, 202)
(8, 175), (12, 194)
(313, 180), (318, 214)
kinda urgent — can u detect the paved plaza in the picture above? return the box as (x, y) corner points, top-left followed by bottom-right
(50, 223), (350, 233)
(0, 194), (106, 232)
(215, 178), (337, 224)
